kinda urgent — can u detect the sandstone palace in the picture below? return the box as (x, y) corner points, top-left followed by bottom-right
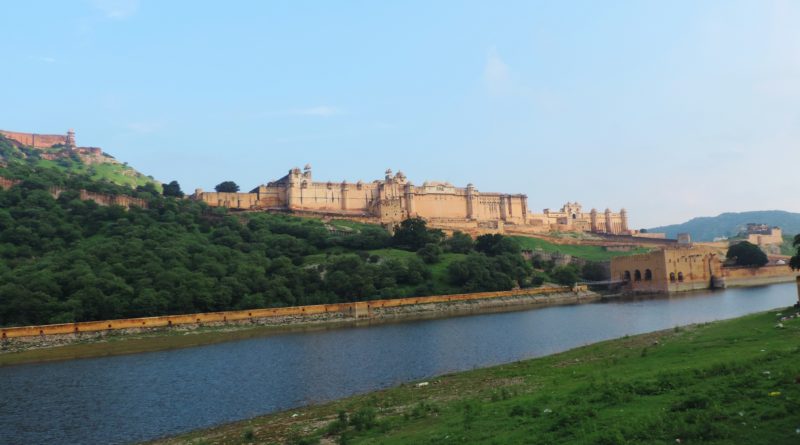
(193, 165), (630, 236)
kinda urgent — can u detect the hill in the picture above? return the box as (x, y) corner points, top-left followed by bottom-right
(648, 211), (800, 241)
(0, 158), (547, 327)
(0, 133), (160, 191)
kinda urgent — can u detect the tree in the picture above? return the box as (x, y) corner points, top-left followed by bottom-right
(393, 217), (436, 251)
(444, 231), (474, 253)
(551, 265), (580, 285)
(215, 181), (240, 193)
(581, 262), (608, 281)
(162, 180), (184, 198)
(790, 234), (800, 271)
(474, 234), (520, 256)
(417, 243), (442, 264)
(726, 241), (768, 267)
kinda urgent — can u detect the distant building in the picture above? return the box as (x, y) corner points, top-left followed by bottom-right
(192, 165), (631, 235)
(611, 245), (799, 293)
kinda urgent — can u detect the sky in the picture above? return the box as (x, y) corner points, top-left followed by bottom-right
(2, 0), (799, 228)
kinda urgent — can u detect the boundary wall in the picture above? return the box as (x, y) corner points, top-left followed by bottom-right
(1, 286), (583, 339)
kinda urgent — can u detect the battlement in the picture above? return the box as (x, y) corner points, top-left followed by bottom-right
(0, 129), (75, 149)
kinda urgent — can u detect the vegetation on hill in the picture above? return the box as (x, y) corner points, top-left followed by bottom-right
(0, 151), (560, 327)
(648, 211), (800, 241)
(0, 134), (160, 191)
(511, 236), (650, 262)
(0, 133), (643, 327)
(151, 308), (800, 445)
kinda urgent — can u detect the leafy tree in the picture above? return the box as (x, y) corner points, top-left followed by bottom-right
(393, 217), (437, 251)
(474, 234), (520, 256)
(726, 241), (768, 267)
(444, 231), (474, 253)
(417, 243), (442, 264)
(551, 265), (580, 286)
(162, 180), (184, 198)
(214, 181), (240, 193)
(790, 234), (800, 271)
(581, 262), (608, 281)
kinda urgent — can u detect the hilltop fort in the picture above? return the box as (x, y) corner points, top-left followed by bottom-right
(0, 128), (106, 164)
(193, 165), (631, 236)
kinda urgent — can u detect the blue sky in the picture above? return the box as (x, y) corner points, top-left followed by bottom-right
(2, 1), (799, 227)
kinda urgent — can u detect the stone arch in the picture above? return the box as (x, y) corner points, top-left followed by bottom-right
(572, 213), (577, 220)
(624, 270), (631, 281)
(669, 272), (676, 282)
(677, 272), (684, 282)
(644, 269), (653, 281)
(634, 270), (642, 281)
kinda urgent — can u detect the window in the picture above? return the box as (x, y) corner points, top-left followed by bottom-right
(634, 270), (642, 281)
(645, 269), (653, 281)
(669, 272), (676, 282)
(678, 272), (684, 282)
(624, 271), (631, 281)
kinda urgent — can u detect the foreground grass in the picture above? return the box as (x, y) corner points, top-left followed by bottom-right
(512, 236), (650, 262)
(149, 308), (800, 445)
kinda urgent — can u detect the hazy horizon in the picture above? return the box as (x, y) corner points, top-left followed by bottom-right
(3, 0), (799, 228)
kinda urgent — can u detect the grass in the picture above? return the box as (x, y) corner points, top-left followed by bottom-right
(147, 307), (800, 445)
(33, 156), (160, 191)
(512, 236), (651, 262)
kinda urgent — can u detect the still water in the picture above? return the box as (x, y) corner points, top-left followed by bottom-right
(0, 283), (796, 445)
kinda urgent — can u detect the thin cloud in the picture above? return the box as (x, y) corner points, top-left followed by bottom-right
(484, 47), (512, 96)
(91, 0), (139, 19)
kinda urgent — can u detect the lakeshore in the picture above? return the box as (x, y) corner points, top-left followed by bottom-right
(2, 282), (796, 444)
(0, 288), (596, 366)
(146, 307), (800, 445)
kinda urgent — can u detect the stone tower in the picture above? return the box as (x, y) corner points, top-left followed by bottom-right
(65, 129), (76, 149)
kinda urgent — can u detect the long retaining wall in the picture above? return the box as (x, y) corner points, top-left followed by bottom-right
(1, 286), (585, 339)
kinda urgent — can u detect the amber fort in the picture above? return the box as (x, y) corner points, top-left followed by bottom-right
(192, 165), (630, 235)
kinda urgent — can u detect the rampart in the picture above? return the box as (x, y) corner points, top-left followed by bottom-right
(1, 286), (589, 339)
(0, 130), (68, 148)
(0, 177), (147, 209)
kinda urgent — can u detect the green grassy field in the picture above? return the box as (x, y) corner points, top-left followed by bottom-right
(149, 307), (800, 445)
(512, 236), (651, 262)
(34, 157), (159, 190)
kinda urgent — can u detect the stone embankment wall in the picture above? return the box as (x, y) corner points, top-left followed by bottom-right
(720, 265), (800, 288)
(1, 286), (589, 340)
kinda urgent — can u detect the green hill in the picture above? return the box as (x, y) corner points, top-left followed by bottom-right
(0, 157), (541, 327)
(648, 211), (800, 241)
(0, 134), (160, 191)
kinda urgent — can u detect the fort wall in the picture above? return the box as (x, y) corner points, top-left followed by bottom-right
(192, 166), (626, 235)
(1, 285), (588, 339)
(0, 130), (69, 148)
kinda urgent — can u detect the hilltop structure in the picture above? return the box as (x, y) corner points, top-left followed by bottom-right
(0, 128), (105, 163)
(193, 165), (630, 235)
